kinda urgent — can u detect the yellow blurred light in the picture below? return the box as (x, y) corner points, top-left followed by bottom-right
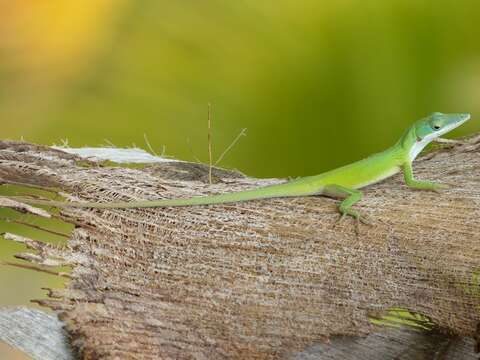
(0, 0), (126, 82)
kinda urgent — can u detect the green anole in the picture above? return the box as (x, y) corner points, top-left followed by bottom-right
(7, 112), (471, 222)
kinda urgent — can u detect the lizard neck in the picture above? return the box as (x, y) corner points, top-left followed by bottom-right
(396, 125), (420, 163)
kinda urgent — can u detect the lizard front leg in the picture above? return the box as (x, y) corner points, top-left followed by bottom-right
(402, 162), (448, 191)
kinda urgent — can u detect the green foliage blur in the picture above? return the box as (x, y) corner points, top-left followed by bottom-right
(2, 1), (479, 177)
(0, 3), (479, 353)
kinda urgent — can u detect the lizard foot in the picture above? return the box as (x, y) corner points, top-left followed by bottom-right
(333, 209), (372, 234)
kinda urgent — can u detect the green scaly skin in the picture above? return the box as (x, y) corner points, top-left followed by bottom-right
(6, 113), (471, 222)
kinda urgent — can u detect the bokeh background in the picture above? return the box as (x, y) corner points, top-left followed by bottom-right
(1, 1), (479, 358)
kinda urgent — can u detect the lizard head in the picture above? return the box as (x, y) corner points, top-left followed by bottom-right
(414, 112), (470, 142)
(403, 112), (470, 161)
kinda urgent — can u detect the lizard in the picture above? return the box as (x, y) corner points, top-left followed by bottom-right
(5, 112), (471, 223)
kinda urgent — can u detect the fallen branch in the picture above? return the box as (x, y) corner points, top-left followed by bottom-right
(0, 138), (479, 359)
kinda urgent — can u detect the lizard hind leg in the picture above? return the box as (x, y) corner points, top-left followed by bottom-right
(323, 184), (370, 226)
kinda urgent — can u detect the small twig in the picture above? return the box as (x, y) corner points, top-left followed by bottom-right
(208, 102), (213, 184)
(143, 133), (158, 156)
(187, 104), (246, 174)
(0, 217), (69, 238)
(215, 128), (247, 166)
(0, 261), (71, 278)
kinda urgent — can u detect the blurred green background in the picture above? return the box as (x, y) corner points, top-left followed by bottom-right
(0, 0), (479, 358)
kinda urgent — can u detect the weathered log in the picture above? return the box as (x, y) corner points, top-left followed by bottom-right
(1, 307), (477, 360)
(0, 138), (479, 359)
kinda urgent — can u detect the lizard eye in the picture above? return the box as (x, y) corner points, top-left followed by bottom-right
(432, 124), (441, 130)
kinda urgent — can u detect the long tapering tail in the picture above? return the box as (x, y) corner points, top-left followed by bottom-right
(6, 181), (316, 209)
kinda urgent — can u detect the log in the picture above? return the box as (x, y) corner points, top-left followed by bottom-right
(0, 138), (479, 359)
(0, 307), (477, 360)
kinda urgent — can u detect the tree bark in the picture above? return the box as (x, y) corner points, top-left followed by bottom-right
(0, 138), (479, 359)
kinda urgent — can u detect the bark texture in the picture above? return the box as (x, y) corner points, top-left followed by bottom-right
(0, 138), (480, 359)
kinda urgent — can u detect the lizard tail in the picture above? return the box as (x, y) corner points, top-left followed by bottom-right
(5, 181), (317, 209)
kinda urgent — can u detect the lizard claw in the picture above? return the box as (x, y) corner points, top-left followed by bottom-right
(333, 209), (372, 233)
